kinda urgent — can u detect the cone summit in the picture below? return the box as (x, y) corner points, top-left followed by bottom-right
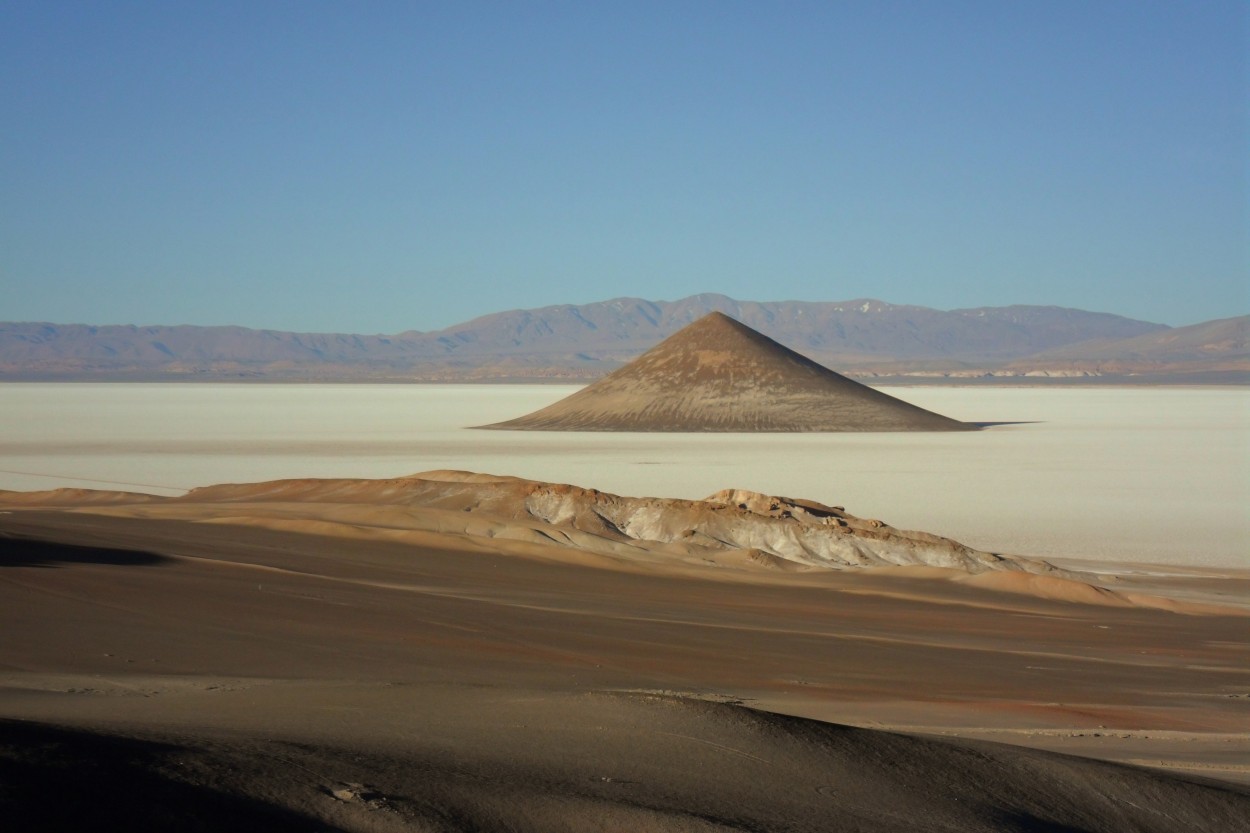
(478, 312), (975, 432)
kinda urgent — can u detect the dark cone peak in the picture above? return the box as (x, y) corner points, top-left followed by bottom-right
(685, 309), (744, 329)
(670, 310), (771, 340)
(657, 311), (780, 351)
(477, 312), (975, 432)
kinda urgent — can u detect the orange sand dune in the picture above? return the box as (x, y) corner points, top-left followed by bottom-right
(0, 487), (161, 505)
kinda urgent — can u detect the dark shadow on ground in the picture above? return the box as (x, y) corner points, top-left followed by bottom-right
(0, 535), (169, 569)
(0, 720), (340, 833)
(971, 421), (1042, 429)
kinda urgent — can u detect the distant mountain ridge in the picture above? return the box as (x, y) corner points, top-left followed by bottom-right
(418, 294), (1166, 362)
(1007, 315), (1250, 374)
(2, 294), (1245, 382)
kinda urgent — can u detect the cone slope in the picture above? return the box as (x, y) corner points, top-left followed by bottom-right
(478, 312), (975, 432)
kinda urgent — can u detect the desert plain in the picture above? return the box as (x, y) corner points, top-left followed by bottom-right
(1, 383), (1248, 831)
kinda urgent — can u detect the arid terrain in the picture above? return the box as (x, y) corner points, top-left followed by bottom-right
(5, 2), (1245, 828)
(4, 295), (1245, 382)
(483, 313), (974, 432)
(2, 472), (1248, 831)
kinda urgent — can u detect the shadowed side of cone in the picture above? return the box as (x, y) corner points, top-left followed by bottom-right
(477, 312), (975, 432)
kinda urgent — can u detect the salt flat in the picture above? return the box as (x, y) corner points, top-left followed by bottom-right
(3, 383), (1249, 830)
(1, 382), (1245, 567)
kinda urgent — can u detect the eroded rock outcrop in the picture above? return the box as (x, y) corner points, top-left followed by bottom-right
(176, 470), (1066, 576)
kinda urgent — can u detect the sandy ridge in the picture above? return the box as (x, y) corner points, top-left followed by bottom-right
(8, 469), (1246, 617)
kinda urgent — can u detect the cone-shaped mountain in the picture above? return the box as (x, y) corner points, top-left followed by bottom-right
(478, 312), (975, 432)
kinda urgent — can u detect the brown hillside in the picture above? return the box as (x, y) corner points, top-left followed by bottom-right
(479, 312), (974, 431)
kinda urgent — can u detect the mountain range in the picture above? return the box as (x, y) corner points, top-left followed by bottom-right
(2, 294), (1246, 382)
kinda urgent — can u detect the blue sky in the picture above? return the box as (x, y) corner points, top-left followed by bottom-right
(2, 1), (1245, 332)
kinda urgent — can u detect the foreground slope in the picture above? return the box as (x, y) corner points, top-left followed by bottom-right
(480, 312), (974, 431)
(0, 498), (1247, 832)
(4, 692), (1248, 833)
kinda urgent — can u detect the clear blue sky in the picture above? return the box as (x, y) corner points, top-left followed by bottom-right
(2, 1), (1246, 332)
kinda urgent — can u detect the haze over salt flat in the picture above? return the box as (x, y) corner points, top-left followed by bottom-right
(1, 383), (1245, 569)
